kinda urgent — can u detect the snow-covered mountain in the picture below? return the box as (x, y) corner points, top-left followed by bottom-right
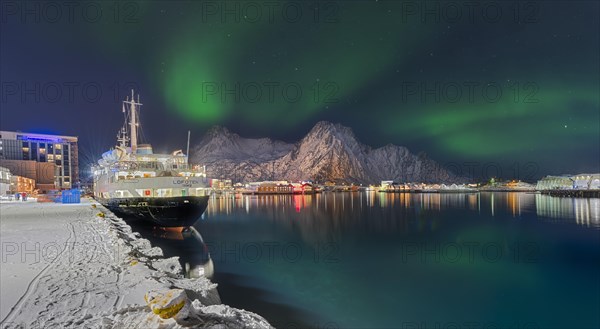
(192, 121), (459, 184)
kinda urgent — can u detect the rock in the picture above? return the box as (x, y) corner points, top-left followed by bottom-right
(193, 121), (461, 184)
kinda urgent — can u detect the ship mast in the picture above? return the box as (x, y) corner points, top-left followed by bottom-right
(186, 130), (191, 165)
(123, 90), (142, 153)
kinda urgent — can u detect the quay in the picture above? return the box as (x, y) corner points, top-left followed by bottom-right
(541, 190), (600, 198)
(0, 198), (271, 328)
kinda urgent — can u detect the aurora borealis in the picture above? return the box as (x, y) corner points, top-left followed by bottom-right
(1, 0), (598, 179)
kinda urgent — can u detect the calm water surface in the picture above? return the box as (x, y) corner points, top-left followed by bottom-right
(145, 192), (600, 328)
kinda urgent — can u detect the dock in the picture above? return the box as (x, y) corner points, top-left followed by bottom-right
(541, 190), (600, 198)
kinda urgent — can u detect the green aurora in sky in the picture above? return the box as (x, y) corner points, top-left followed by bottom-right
(5, 0), (597, 175)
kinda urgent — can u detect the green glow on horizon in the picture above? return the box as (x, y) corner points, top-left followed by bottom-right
(382, 85), (599, 156)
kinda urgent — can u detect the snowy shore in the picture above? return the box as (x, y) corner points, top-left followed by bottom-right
(0, 199), (272, 328)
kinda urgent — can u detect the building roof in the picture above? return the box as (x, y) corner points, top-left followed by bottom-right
(0, 130), (78, 142)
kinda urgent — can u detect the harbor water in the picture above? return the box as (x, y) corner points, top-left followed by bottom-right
(135, 192), (600, 328)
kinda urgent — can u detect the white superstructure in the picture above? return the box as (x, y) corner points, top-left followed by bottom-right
(92, 91), (210, 200)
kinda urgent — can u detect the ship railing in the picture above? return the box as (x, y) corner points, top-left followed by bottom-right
(110, 161), (167, 171)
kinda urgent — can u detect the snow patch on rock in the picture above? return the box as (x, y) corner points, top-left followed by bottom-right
(193, 121), (461, 183)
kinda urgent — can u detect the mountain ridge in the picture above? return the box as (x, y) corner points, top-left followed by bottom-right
(192, 121), (459, 184)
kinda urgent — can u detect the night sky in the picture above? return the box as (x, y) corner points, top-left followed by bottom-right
(1, 0), (598, 180)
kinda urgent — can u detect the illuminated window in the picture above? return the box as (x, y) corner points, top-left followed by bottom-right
(156, 188), (173, 197)
(55, 144), (62, 149)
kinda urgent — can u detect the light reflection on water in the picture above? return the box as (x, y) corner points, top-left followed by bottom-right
(535, 194), (600, 226)
(206, 192), (600, 229)
(194, 192), (600, 328)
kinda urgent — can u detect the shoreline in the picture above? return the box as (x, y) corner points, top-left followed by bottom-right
(540, 189), (600, 198)
(0, 198), (272, 328)
(213, 188), (600, 198)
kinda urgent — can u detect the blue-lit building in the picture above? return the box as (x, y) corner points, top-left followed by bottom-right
(0, 131), (78, 189)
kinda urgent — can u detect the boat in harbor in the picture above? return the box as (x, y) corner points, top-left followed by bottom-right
(92, 91), (211, 227)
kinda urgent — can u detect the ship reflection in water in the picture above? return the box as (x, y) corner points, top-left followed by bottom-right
(127, 221), (214, 279)
(125, 192), (599, 328)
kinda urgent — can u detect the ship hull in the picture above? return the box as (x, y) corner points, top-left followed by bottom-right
(98, 196), (209, 227)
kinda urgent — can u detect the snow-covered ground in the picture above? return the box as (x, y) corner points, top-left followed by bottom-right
(0, 199), (272, 328)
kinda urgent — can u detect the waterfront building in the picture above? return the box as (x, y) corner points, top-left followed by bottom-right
(258, 181), (293, 194)
(210, 179), (233, 190)
(536, 174), (600, 190)
(0, 166), (11, 196)
(291, 182), (314, 194)
(10, 175), (35, 193)
(0, 159), (56, 192)
(0, 131), (78, 189)
(243, 181), (294, 194)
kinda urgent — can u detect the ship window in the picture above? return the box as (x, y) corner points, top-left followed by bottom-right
(116, 190), (133, 197)
(156, 188), (172, 197)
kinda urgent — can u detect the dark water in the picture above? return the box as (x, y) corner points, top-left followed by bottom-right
(140, 192), (600, 328)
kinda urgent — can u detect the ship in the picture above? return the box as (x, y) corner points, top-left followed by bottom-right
(92, 91), (211, 227)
